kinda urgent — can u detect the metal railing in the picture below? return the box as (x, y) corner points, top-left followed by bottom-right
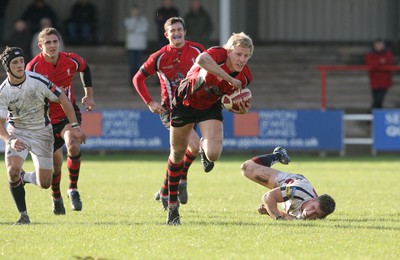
(342, 113), (374, 155)
(316, 65), (400, 111)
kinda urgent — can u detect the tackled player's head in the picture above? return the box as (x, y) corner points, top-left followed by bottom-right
(317, 194), (336, 219)
(224, 32), (254, 57)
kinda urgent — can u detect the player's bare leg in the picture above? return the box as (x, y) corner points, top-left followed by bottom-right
(8, 153), (52, 224)
(178, 129), (199, 204)
(198, 120), (223, 173)
(7, 156), (30, 224)
(241, 147), (292, 214)
(166, 123), (193, 225)
(156, 128), (199, 209)
(241, 160), (281, 190)
(241, 147), (291, 189)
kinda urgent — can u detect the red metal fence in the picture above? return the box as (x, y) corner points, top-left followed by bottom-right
(316, 65), (400, 110)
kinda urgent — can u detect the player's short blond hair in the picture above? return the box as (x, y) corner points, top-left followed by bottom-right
(224, 32), (254, 56)
(37, 27), (61, 44)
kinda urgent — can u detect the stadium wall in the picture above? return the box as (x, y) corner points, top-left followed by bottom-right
(2, 0), (399, 45)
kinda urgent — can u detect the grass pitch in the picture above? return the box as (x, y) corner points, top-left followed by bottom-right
(0, 153), (399, 259)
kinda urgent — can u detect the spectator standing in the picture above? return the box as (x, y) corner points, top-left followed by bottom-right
(124, 5), (149, 82)
(155, 0), (179, 48)
(8, 19), (33, 62)
(0, 0), (10, 44)
(184, 0), (213, 47)
(365, 39), (394, 110)
(20, 0), (57, 34)
(31, 17), (65, 56)
(66, 0), (97, 45)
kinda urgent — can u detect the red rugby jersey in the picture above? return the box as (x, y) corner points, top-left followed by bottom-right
(136, 41), (205, 109)
(180, 47), (252, 110)
(26, 52), (87, 124)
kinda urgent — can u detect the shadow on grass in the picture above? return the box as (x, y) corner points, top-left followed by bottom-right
(183, 220), (400, 231)
(2, 218), (399, 232)
(0, 221), (50, 226)
(329, 217), (400, 223)
(82, 153), (400, 163)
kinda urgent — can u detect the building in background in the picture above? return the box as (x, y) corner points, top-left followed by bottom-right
(2, 0), (399, 48)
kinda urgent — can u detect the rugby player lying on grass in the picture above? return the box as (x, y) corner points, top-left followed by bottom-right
(241, 147), (335, 220)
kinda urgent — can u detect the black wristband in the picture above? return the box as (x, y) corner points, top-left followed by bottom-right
(71, 122), (80, 129)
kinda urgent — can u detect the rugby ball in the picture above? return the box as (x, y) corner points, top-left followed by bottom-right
(221, 88), (252, 110)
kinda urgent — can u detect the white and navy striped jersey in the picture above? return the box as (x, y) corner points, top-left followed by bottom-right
(277, 173), (318, 219)
(0, 71), (61, 130)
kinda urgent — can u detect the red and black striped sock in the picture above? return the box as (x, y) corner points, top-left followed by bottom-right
(51, 172), (62, 200)
(167, 159), (183, 204)
(181, 150), (196, 181)
(67, 153), (81, 190)
(160, 171), (168, 197)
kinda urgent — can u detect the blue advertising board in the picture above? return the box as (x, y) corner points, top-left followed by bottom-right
(373, 110), (400, 151)
(79, 109), (343, 151)
(222, 110), (343, 151)
(0, 109), (343, 152)
(81, 110), (170, 150)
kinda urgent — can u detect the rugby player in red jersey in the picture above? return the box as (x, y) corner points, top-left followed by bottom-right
(26, 27), (95, 215)
(133, 17), (205, 210)
(164, 32), (254, 225)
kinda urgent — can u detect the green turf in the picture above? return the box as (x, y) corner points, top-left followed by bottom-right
(0, 153), (399, 259)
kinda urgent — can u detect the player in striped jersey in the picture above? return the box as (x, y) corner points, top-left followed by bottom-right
(0, 46), (85, 224)
(133, 17), (205, 210)
(241, 147), (335, 220)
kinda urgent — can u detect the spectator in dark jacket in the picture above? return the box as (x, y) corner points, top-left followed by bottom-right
(0, 0), (10, 44)
(154, 0), (179, 48)
(20, 0), (57, 34)
(365, 39), (394, 109)
(66, 0), (97, 44)
(184, 0), (213, 47)
(8, 19), (33, 61)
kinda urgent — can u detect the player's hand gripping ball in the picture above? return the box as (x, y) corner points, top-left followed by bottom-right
(221, 88), (252, 111)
